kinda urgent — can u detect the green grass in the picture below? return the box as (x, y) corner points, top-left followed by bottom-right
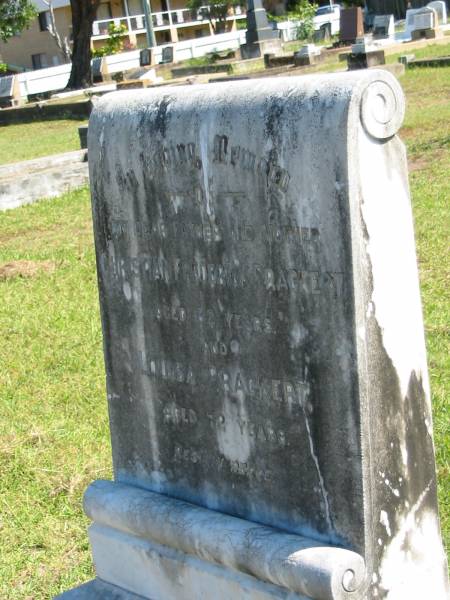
(0, 119), (88, 166)
(387, 41), (450, 62)
(0, 190), (111, 597)
(0, 64), (449, 597)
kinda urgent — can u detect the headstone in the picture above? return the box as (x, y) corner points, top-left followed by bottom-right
(0, 74), (21, 108)
(427, 0), (447, 24)
(161, 45), (175, 64)
(240, 0), (281, 58)
(92, 57), (109, 84)
(58, 72), (449, 600)
(372, 14), (395, 39)
(413, 6), (435, 29)
(409, 7), (440, 40)
(339, 7), (364, 44)
(139, 47), (154, 67)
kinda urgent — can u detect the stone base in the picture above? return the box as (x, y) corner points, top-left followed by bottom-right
(57, 480), (366, 600)
(294, 54), (324, 67)
(240, 38), (282, 60)
(411, 27), (439, 40)
(347, 50), (385, 70)
(264, 53), (295, 68)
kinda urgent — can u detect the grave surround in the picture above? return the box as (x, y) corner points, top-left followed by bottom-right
(58, 71), (449, 600)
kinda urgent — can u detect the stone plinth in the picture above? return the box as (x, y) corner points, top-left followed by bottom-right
(348, 40), (385, 70)
(59, 71), (449, 599)
(240, 38), (282, 60)
(240, 0), (281, 59)
(0, 150), (88, 211)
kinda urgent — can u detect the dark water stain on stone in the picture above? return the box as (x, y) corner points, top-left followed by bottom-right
(152, 95), (173, 139)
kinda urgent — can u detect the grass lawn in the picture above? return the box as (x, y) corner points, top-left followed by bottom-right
(0, 119), (88, 166)
(0, 65), (449, 597)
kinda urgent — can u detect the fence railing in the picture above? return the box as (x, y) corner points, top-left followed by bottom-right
(92, 7), (245, 36)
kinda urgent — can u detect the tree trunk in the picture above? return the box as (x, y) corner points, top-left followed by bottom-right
(66, 0), (101, 90)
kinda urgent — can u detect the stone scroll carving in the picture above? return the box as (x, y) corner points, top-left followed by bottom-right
(58, 71), (448, 600)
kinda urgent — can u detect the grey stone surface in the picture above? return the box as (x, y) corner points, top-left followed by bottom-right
(0, 149), (89, 211)
(241, 0), (280, 58)
(83, 480), (365, 600)
(372, 15), (395, 39)
(79, 125), (88, 150)
(427, 0), (447, 24)
(56, 579), (146, 599)
(73, 70), (449, 599)
(87, 523), (314, 600)
(245, 0), (279, 44)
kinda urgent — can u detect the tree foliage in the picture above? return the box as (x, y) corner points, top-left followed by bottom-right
(287, 0), (317, 40)
(0, 0), (36, 42)
(92, 23), (127, 58)
(186, 0), (240, 33)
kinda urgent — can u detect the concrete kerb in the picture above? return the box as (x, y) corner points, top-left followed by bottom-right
(0, 149), (89, 211)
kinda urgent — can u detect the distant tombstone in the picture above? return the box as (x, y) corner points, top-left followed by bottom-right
(58, 72), (449, 600)
(372, 14), (395, 39)
(339, 7), (364, 44)
(139, 47), (154, 67)
(294, 44), (322, 66)
(0, 75), (21, 108)
(348, 37), (385, 69)
(161, 45), (174, 64)
(92, 57), (104, 83)
(405, 7), (437, 39)
(405, 7), (421, 38)
(414, 6), (435, 29)
(427, 0), (447, 24)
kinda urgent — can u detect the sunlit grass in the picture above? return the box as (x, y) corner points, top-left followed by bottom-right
(0, 119), (87, 165)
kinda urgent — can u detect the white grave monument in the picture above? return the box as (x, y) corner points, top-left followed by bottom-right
(372, 14), (395, 39)
(427, 0), (447, 25)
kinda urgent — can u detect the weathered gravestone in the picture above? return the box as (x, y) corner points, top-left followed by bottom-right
(372, 15), (395, 40)
(59, 71), (449, 600)
(410, 6), (439, 40)
(161, 45), (175, 64)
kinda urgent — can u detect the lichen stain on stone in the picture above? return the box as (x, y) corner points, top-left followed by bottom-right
(377, 506), (446, 599)
(366, 319), (440, 598)
(264, 95), (285, 144)
(152, 95), (173, 139)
